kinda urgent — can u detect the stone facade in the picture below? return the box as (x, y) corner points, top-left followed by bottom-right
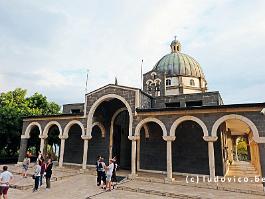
(17, 39), (265, 188)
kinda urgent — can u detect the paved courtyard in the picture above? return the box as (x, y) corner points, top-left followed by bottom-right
(6, 173), (265, 199)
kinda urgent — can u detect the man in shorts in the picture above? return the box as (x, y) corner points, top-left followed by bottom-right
(0, 166), (14, 199)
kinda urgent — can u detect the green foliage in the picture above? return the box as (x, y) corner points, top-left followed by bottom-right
(0, 88), (61, 156)
(237, 137), (248, 161)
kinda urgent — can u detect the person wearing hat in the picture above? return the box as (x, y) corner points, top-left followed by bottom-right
(104, 159), (114, 191)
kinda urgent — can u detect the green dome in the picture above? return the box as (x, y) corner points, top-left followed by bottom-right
(153, 40), (205, 79)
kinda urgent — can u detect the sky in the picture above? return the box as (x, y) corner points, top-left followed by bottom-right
(0, 0), (264, 105)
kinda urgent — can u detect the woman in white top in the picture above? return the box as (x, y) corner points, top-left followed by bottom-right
(105, 159), (114, 191)
(33, 160), (41, 192)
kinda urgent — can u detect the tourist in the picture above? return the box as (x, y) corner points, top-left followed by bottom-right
(37, 151), (43, 162)
(105, 159), (114, 191)
(45, 158), (53, 190)
(111, 157), (118, 189)
(33, 160), (41, 192)
(99, 157), (106, 188)
(22, 154), (30, 178)
(0, 166), (14, 199)
(96, 155), (101, 186)
(39, 158), (46, 187)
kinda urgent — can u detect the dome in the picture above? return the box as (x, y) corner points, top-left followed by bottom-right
(153, 39), (205, 79)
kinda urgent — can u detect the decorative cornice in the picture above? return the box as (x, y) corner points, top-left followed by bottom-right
(203, 136), (218, 142)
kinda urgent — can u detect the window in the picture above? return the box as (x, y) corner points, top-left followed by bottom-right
(155, 85), (160, 91)
(71, 109), (81, 114)
(166, 79), (171, 86)
(166, 102), (180, 108)
(186, 101), (202, 107)
(190, 79), (195, 86)
(148, 86), (152, 92)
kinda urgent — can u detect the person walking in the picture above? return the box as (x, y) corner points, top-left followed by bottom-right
(21, 154), (30, 178)
(0, 166), (14, 199)
(33, 160), (41, 192)
(105, 159), (114, 191)
(45, 158), (53, 190)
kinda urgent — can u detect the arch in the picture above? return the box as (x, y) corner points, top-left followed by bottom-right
(135, 117), (167, 137)
(170, 116), (208, 137)
(211, 114), (260, 142)
(146, 79), (154, 85)
(92, 122), (106, 138)
(87, 94), (133, 137)
(63, 120), (85, 138)
(43, 121), (63, 137)
(143, 124), (150, 138)
(24, 122), (42, 138)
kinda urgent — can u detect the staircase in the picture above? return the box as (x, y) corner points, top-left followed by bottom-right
(227, 161), (259, 177)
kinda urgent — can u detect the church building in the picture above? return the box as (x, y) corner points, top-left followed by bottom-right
(18, 39), (265, 188)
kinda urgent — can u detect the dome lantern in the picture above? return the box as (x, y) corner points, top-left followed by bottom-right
(170, 36), (181, 53)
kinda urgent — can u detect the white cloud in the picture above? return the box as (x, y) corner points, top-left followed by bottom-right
(0, 0), (264, 104)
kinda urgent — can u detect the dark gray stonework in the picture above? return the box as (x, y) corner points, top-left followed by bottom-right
(63, 103), (84, 114)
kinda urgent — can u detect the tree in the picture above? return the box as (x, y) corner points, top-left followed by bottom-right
(0, 88), (61, 156)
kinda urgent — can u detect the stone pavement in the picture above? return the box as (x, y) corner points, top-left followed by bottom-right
(6, 173), (265, 199)
(2, 164), (265, 198)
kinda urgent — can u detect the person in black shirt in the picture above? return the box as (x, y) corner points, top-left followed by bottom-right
(45, 158), (53, 189)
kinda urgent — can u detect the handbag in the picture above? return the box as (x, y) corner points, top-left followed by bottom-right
(32, 174), (36, 179)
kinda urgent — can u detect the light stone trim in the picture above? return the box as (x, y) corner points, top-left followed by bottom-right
(63, 120), (85, 139)
(162, 136), (176, 141)
(43, 121), (63, 137)
(203, 136), (218, 142)
(170, 116), (209, 137)
(86, 94), (133, 137)
(24, 122), (42, 138)
(85, 84), (138, 97)
(211, 114), (265, 143)
(135, 117), (167, 137)
(92, 122), (106, 138)
(143, 124), (150, 138)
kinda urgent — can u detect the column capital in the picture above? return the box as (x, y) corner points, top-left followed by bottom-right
(21, 135), (30, 139)
(203, 136), (218, 142)
(59, 135), (67, 139)
(81, 135), (92, 140)
(128, 135), (140, 141)
(39, 135), (48, 139)
(163, 136), (176, 141)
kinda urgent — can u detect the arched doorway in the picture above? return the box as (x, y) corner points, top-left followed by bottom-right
(27, 126), (41, 160)
(172, 121), (208, 174)
(64, 124), (83, 164)
(139, 122), (166, 171)
(212, 115), (261, 177)
(135, 118), (167, 172)
(86, 95), (132, 169)
(87, 124), (107, 165)
(45, 125), (61, 161)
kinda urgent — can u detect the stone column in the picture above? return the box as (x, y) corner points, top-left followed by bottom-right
(235, 137), (239, 161)
(39, 135), (47, 154)
(81, 135), (92, 170)
(58, 135), (66, 168)
(18, 135), (29, 163)
(128, 136), (139, 179)
(163, 136), (175, 183)
(203, 136), (218, 179)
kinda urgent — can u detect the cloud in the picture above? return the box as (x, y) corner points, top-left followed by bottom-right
(0, 0), (264, 105)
